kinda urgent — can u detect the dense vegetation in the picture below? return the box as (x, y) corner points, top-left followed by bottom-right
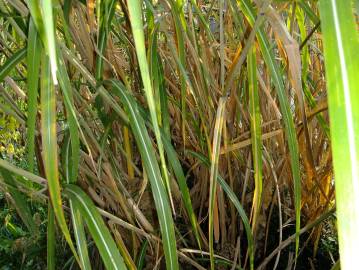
(0, 0), (357, 269)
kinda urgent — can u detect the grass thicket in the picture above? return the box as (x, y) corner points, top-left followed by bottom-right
(0, 0), (357, 269)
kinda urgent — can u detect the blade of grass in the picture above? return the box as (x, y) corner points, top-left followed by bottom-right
(27, 19), (42, 173)
(109, 223), (137, 270)
(148, 24), (168, 139)
(40, 0), (58, 84)
(166, 0), (187, 152)
(111, 80), (179, 270)
(40, 53), (79, 263)
(298, 0), (320, 25)
(0, 168), (37, 235)
(126, 0), (174, 214)
(95, 0), (116, 81)
(47, 204), (55, 270)
(236, 0), (301, 256)
(0, 158), (46, 186)
(123, 89), (202, 249)
(319, 1), (359, 270)
(186, 150), (254, 270)
(63, 135), (91, 270)
(63, 0), (72, 24)
(136, 239), (148, 270)
(26, 0), (44, 34)
(248, 46), (262, 232)
(57, 50), (80, 184)
(146, 26), (201, 248)
(0, 47), (26, 82)
(161, 135), (202, 249)
(208, 97), (226, 270)
(69, 200), (93, 270)
(64, 184), (126, 270)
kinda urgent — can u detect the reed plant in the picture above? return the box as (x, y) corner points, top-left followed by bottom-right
(0, 0), (357, 269)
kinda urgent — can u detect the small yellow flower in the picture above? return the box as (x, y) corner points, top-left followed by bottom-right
(7, 143), (14, 154)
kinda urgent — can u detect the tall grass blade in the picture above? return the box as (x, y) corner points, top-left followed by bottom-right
(135, 98), (201, 248)
(111, 80), (179, 270)
(0, 159), (46, 186)
(64, 184), (126, 270)
(39, 0), (58, 84)
(57, 51), (80, 184)
(47, 205), (55, 270)
(63, 135), (91, 270)
(136, 239), (148, 270)
(248, 46), (262, 232)
(40, 54), (79, 261)
(0, 168), (37, 235)
(161, 135), (202, 249)
(62, 127), (90, 269)
(95, 0), (116, 81)
(26, 19), (42, 172)
(186, 150), (254, 270)
(319, 1), (359, 269)
(126, 0), (174, 212)
(70, 201), (92, 270)
(298, 0), (320, 25)
(236, 0), (301, 255)
(166, 0), (187, 151)
(0, 48), (26, 82)
(208, 97), (226, 270)
(26, 0), (44, 34)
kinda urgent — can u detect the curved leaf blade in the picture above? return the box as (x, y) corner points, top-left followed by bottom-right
(27, 19), (42, 172)
(186, 150), (254, 270)
(248, 46), (263, 232)
(236, 0), (301, 255)
(47, 205), (56, 270)
(126, 0), (174, 214)
(0, 168), (37, 235)
(40, 54), (79, 262)
(70, 201), (92, 270)
(0, 48), (26, 82)
(64, 184), (126, 270)
(208, 97), (226, 270)
(111, 80), (179, 270)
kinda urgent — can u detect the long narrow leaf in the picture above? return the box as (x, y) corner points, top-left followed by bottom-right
(26, 19), (42, 172)
(69, 201), (92, 270)
(0, 168), (37, 235)
(136, 239), (148, 270)
(64, 184), (126, 270)
(57, 51), (80, 184)
(161, 135), (202, 249)
(236, 0), (302, 255)
(134, 94), (202, 249)
(186, 150), (254, 270)
(208, 97), (226, 270)
(111, 80), (179, 270)
(126, 0), (174, 214)
(40, 0), (58, 84)
(0, 48), (26, 82)
(248, 46), (262, 231)
(47, 205), (55, 270)
(95, 0), (116, 81)
(40, 54), (78, 261)
(319, 1), (359, 270)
